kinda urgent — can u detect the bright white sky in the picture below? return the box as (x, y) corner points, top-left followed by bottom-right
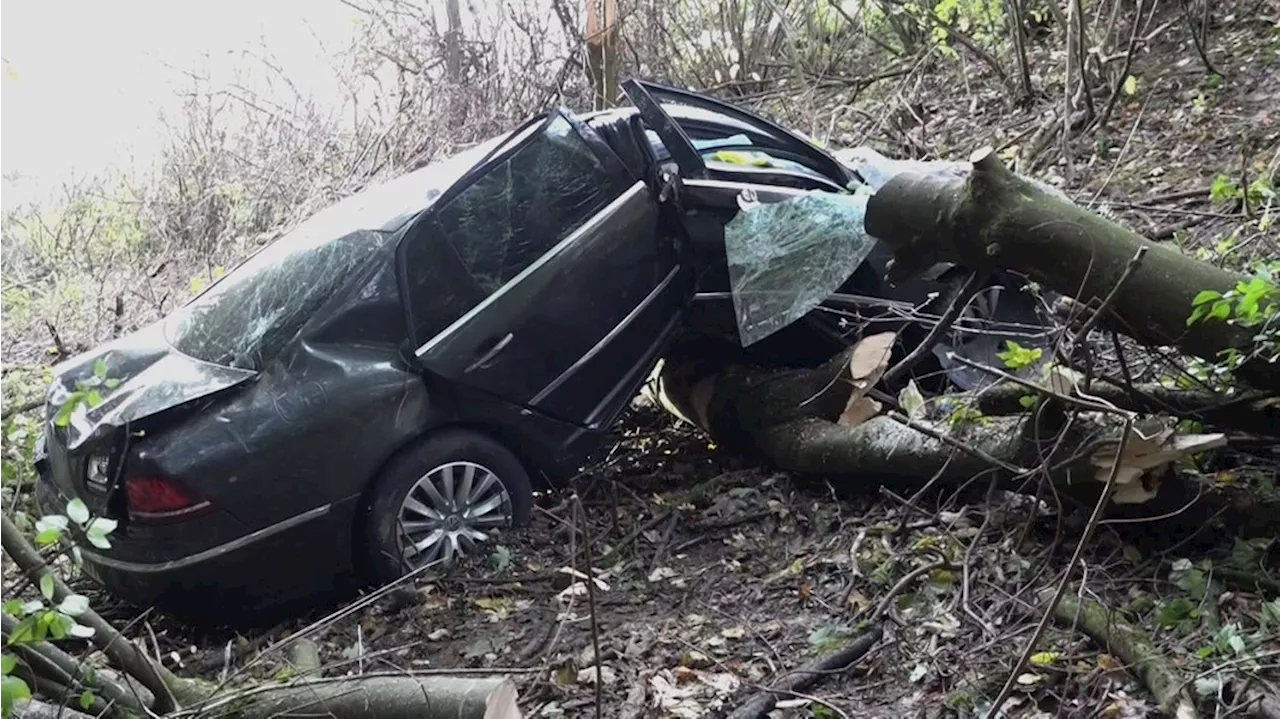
(1, 0), (369, 210)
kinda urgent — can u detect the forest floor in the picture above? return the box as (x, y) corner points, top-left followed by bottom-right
(5, 3), (1280, 718)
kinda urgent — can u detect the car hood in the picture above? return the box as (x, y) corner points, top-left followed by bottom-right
(46, 321), (256, 451)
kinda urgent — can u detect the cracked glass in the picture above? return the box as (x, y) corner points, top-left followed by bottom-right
(438, 114), (618, 296)
(724, 189), (878, 347)
(164, 229), (394, 371)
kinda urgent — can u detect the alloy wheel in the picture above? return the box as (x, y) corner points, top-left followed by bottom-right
(395, 461), (513, 569)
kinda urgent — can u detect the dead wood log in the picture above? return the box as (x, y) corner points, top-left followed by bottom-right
(2, 515), (523, 719)
(194, 674), (519, 719)
(863, 148), (1279, 392)
(1045, 593), (1199, 719)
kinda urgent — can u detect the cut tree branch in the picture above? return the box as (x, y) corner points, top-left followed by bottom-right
(864, 147), (1278, 391)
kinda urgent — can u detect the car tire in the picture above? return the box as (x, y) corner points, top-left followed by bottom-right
(363, 429), (534, 583)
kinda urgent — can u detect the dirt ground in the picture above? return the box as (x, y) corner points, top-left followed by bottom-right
(8, 3), (1280, 718)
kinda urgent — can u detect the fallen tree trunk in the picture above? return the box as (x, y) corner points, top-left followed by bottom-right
(972, 380), (1280, 436)
(863, 148), (1279, 392)
(0, 516), (523, 719)
(655, 333), (1228, 509)
(192, 674), (518, 719)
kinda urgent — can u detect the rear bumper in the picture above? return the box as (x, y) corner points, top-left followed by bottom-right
(35, 478), (358, 615)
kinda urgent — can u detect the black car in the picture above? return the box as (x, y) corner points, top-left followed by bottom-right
(33, 81), (1049, 614)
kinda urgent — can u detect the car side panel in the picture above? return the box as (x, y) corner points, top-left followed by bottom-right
(415, 180), (675, 425)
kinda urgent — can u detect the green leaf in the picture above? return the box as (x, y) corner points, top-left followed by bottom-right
(68, 623), (95, 639)
(79, 689), (95, 710)
(2, 674), (32, 709)
(7, 618), (35, 645)
(0, 655), (15, 676)
(93, 358), (108, 380)
(1030, 651), (1060, 665)
(1122, 75), (1138, 95)
(899, 380), (927, 419)
(1155, 597), (1199, 628)
(996, 340), (1042, 370)
(66, 498), (90, 525)
(54, 398), (77, 427)
(1210, 174), (1242, 204)
(39, 575), (54, 602)
(103, 378), (121, 389)
(35, 515), (68, 534)
(46, 612), (73, 640)
(33, 528), (62, 546)
(86, 517), (117, 536)
(1191, 289), (1223, 306)
(0, 601), (21, 617)
(85, 532), (111, 550)
(85, 391), (103, 408)
(57, 595), (89, 617)
(1018, 394), (1038, 409)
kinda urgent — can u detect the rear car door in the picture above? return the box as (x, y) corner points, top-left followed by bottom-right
(399, 110), (695, 430)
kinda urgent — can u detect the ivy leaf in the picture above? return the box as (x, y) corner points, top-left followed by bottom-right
(0, 655), (15, 675)
(66, 499), (90, 525)
(39, 575), (54, 602)
(93, 358), (108, 379)
(80, 689), (96, 710)
(85, 518), (117, 549)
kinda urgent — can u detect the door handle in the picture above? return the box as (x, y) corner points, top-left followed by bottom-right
(465, 333), (514, 374)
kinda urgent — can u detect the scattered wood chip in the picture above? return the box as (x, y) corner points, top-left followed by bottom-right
(837, 331), (896, 427)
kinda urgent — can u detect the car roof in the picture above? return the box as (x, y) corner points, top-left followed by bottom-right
(295, 90), (777, 241)
(295, 133), (508, 238)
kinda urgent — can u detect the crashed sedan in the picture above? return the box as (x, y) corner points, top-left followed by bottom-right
(34, 80), (1050, 614)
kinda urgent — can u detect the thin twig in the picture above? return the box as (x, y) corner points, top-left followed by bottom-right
(988, 414), (1136, 713)
(883, 270), (986, 387)
(574, 495), (603, 719)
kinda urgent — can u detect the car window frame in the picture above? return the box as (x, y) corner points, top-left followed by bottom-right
(632, 79), (854, 187)
(393, 108), (639, 349)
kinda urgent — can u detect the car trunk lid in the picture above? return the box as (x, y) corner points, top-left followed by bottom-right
(38, 320), (255, 518)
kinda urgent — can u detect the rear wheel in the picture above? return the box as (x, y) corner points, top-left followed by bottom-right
(364, 429), (533, 582)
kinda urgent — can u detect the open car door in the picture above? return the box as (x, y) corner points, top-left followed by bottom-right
(626, 79), (855, 191)
(399, 109), (697, 431)
(620, 80), (879, 350)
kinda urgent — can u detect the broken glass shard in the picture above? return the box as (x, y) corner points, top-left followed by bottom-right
(724, 189), (877, 347)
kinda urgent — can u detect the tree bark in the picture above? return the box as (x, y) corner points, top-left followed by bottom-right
(1045, 593), (1199, 718)
(863, 148), (1278, 392)
(200, 674), (517, 719)
(653, 333), (1226, 511)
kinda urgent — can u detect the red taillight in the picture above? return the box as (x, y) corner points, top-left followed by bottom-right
(125, 476), (212, 522)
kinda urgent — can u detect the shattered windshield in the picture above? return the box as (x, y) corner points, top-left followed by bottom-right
(160, 134), (526, 371)
(724, 189), (877, 347)
(164, 230), (394, 371)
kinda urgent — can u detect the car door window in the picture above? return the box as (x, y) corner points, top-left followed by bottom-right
(437, 114), (623, 295)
